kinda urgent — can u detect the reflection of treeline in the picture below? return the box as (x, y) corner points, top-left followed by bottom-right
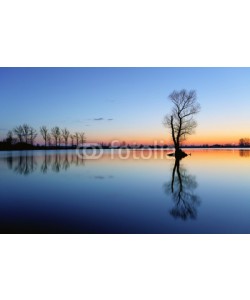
(41, 152), (85, 173)
(0, 124), (86, 150)
(239, 150), (250, 157)
(4, 152), (85, 175)
(6, 154), (37, 176)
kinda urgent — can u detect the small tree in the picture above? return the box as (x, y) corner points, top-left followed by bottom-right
(14, 125), (24, 143)
(51, 126), (61, 147)
(79, 132), (86, 146)
(47, 133), (52, 147)
(239, 138), (250, 147)
(6, 130), (14, 144)
(22, 124), (30, 144)
(74, 132), (80, 147)
(40, 126), (49, 147)
(29, 127), (37, 145)
(163, 89), (200, 158)
(70, 134), (74, 147)
(61, 128), (70, 147)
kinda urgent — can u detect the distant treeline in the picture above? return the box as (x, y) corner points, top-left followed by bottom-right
(239, 138), (250, 147)
(0, 124), (85, 150)
(0, 124), (250, 150)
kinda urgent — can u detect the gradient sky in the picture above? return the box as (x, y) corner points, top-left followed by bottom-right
(0, 67), (250, 145)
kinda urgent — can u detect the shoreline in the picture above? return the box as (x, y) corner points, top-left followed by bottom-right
(1, 146), (250, 152)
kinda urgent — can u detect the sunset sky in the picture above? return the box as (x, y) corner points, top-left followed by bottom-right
(0, 67), (250, 145)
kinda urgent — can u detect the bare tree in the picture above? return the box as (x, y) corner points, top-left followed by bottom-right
(239, 138), (250, 147)
(70, 134), (74, 147)
(47, 133), (52, 147)
(61, 128), (70, 147)
(13, 125), (24, 143)
(79, 132), (86, 146)
(40, 126), (49, 147)
(74, 132), (80, 147)
(22, 124), (30, 144)
(163, 89), (200, 158)
(6, 130), (14, 144)
(29, 127), (37, 145)
(51, 126), (61, 147)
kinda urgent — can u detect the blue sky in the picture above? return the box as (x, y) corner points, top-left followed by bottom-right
(1, 67), (250, 145)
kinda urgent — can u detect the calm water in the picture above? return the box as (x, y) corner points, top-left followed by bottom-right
(0, 149), (250, 233)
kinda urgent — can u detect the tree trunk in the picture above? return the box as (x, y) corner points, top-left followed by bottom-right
(170, 116), (177, 149)
(170, 115), (187, 159)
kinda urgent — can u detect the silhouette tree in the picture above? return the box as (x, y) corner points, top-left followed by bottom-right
(47, 133), (52, 147)
(239, 138), (250, 147)
(14, 125), (24, 142)
(70, 134), (75, 147)
(29, 126), (37, 145)
(22, 124), (30, 144)
(164, 158), (201, 220)
(61, 128), (70, 147)
(3, 124), (88, 150)
(6, 130), (14, 144)
(40, 126), (49, 147)
(79, 132), (86, 146)
(74, 132), (80, 147)
(163, 89), (200, 158)
(51, 126), (61, 147)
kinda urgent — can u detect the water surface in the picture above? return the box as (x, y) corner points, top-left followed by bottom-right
(0, 149), (249, 233)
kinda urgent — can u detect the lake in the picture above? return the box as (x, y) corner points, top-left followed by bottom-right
(0, 149), (249, 233)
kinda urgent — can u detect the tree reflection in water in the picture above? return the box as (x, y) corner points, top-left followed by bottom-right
(164, 158), (201, 220)
(40, 152), (51, 174)
(52, 153), (62, 173)
(239, 150), (250, 157)
(12, 152), (37, 175)
(4, 152), (85, 175)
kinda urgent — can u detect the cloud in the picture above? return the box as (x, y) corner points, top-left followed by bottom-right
(94, 175), (114, 180)
(91, 117), (114, 121)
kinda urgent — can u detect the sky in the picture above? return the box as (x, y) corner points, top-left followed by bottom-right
(0, 67), (250, 145)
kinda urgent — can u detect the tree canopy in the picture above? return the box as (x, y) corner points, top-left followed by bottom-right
(164, 89), (200, 157)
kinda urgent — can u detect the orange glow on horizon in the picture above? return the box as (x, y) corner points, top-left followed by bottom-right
(87, 134), (242, 146)
(67, 125), (248, 146)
